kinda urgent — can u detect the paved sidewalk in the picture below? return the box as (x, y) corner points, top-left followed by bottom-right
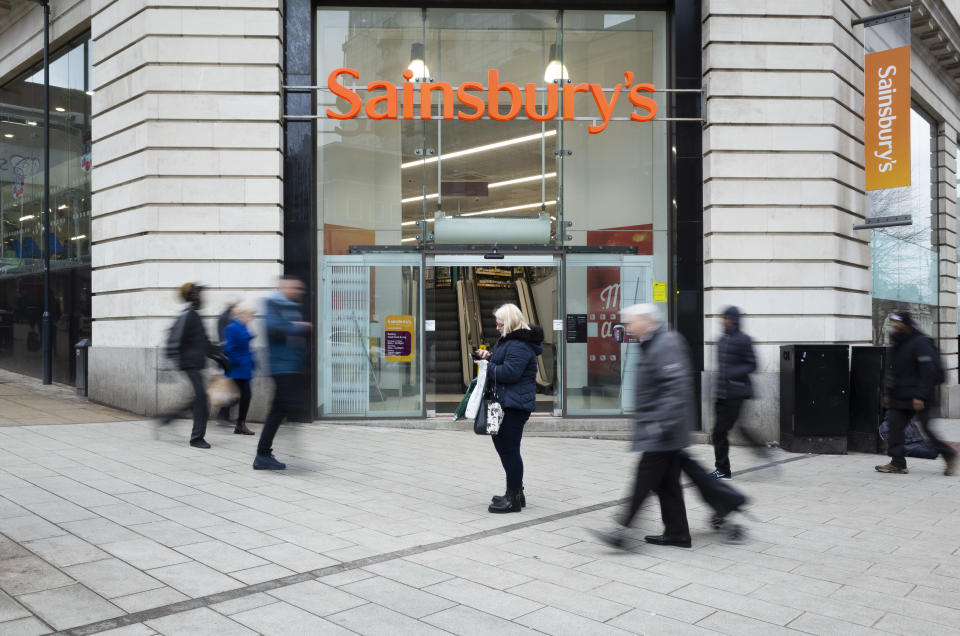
(0, 370), (132, 427)
(0, 416), (957, 635)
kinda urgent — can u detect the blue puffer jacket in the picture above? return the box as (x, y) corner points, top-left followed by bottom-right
(223, 319), (255, 380)
(486, 325), (543, 412)
(263, 291), (308, 376)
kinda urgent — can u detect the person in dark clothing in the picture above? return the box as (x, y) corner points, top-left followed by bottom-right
(223, 303), (256, 436)
(473, 303), (542, 513)
(877, 312), (957, 476)
(710, 306), (761, 480)
(678, 451), (750, 543)
(215, 300), (241, 424)
(254, 276), (310, 471)
(156, 282), (225, 448)
(592, 304), (693, 550)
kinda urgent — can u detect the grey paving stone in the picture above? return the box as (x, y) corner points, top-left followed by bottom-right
(509, 579), (632, 623)
(174, 540), (270, 573)
(99, 538), (192, 570)
(145, 562), (243, 598)
(424, 604), (542, 636)
(17, 583), (123, 631)
(694, 610), (800, 636)
(871, 611), (955, 635)
(250, 542), (339, 572)
(95, 624), (157, 636)
(502, 557), (609, 592)
(606, 608), (719, 636)
(110, 586), (189, 613)
(65, 558), (164, 599)
(0, 556), (74, 595)
(590, 580), (714, 624)
(126, 520), (208, 547)
(316, 569), (376, 587)
(342, 575), (456, 619)
(0, 534), (31, 559)
(230, 563), (295, 585)
(145, 607), (257, 636)
(154, 506), (224, 529)
(0, 616), (52, 636)
(0, 515), (65, 542)
(424, 577), (543, 620)
(231, 600), (355, 635)
(0, 589), (31, 622)
(673, 582), (802, 626)
(210, 593), (278, 616)
(328, 603), (450, 636)
(750, 582), (884, 627)
(363, 559), (453, 588)
(59, 518), (141, 545)
(23, 535), (109, 568)
(24, 499), (99, 524)
(266, 580), (366, 616)
(786, 611), (888, 636)
(195, 522), (284, 550)
(412, 554), (532, 590)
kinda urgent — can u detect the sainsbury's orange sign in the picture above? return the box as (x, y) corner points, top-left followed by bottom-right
(325, 68), (657, 134)
(865, 45), (910, 191)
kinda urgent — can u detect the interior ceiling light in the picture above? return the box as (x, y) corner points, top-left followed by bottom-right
(19, 215), (34, 221)
(401, 130), (557, 169)
(27, 121), (37, 126)
(400, 199), (556, 226)
(55, 107), (65, 112)
(70, 234), (86, 241)
(407, 42), (430, 82)
(3, 133), (12, 138)
(85, 91), (94, 96)
(543, 43), (570, 84)
(401, 172), (557, 204)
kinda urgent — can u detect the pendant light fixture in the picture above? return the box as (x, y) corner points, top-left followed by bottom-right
(407, 42), (431, 82)
(543, 43), (569, 83)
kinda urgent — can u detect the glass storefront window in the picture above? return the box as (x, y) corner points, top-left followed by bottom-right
(0, 38), (92, 383)
(870, 107), (938, 342)
(316, 7), (669, 417)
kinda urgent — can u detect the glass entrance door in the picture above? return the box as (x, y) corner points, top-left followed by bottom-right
(564, 253), (654, 415)
(425, 253), (560, 416)
(319, 253), (422, 418)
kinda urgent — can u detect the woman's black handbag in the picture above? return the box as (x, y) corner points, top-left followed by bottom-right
(473, 369), (503, 435)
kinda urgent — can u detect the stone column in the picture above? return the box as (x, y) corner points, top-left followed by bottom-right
(88, 0), (284, 414)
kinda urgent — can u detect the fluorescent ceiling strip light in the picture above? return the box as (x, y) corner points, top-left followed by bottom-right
(400, 130), (557, 169)
(401, 172), (557, 204)
(401, 199), (556, 226)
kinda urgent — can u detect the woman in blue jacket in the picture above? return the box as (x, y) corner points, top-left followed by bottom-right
(223, 303), (256, 435)
(474, 303), (543, 513)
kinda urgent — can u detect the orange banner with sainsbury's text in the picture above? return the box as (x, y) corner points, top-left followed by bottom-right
(865, 45), (910, 191)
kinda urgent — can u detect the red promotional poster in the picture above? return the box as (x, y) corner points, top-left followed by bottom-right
(585, 225), (651, 384)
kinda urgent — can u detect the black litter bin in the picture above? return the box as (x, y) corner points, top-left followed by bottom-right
(780, 344), (850, 454)
(75, 339), (91, 396)
(849, 346), (886, 454)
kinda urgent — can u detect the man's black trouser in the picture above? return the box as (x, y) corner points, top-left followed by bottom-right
(886, 407), (958, 468)
(678, 451), (747, 517)
(160, 368), (208, 442)
(258, 374), (303, 456)
(713, 398), (766, 475)
(621, 450), (690, 539)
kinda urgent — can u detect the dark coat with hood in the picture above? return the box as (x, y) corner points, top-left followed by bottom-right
(177, 307), (219, 370)
(486, 325), (543, 413)
(885, 324), (939, 409)
(716, 306), (757, 400)
(631, 324), (694, 452)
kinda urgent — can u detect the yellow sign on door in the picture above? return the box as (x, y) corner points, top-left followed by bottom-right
(384, 315), (415, 362)
(652, 282), (667, 303)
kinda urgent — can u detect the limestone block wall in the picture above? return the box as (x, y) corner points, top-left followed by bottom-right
(87, 0), (284, 416)
(703, 0), (960, 436)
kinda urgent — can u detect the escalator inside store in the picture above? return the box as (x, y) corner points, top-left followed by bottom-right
(426, 265), (557, 414)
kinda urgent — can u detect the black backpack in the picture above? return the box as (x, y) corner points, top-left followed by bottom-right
(164, 310), (188, 362)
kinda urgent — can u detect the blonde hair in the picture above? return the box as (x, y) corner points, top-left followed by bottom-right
(233, 302), (256, 319)
(494, 303), (528, 335)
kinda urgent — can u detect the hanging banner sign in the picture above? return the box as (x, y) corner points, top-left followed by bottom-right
(865, 45), (910, 191)
(325, 68), (657, 134)
(384, 315), (415, 362)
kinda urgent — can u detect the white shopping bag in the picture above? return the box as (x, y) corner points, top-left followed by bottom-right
(465, 360), (488, 419)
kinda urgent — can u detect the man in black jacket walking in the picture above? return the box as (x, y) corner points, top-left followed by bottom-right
(877, 312), (957, 476)
(710, 306), (760, 480)
(157, 282), (225, 449)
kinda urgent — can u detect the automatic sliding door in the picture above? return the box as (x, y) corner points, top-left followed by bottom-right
(320, 254), (422, 417)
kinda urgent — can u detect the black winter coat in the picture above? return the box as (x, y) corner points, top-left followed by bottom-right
(885, 330), (938, 409)
(178, 308), (219, 370)
(487, 326), (543, 413)
(716, 312), (756, 400)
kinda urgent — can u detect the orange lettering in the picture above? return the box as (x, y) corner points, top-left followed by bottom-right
(326, 68), (361, 120)
(628, 83), (657, 122)
(402, 69), (415, 120)
(365, 80), (397, 120)
(524, 83), (558, 122)
(488, 69), (521, 121)
(420, 81), (454, 120)
(562, 82), (591, 120)
(456, 81), (485, 121)
(588, 83), (621, 134)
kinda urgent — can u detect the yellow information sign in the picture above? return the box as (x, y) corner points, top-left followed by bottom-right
(652, 282), (667, 303)
(384, 315), (415, 362)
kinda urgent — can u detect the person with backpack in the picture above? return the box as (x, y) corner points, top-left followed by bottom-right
(157, 282), (228, 448)
(876, 311), (957, 476)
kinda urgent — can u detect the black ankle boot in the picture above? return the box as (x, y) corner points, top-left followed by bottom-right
(491, 488), (526, 508)
(488, 489), (522, 513)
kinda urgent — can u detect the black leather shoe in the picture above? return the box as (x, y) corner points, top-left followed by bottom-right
(189, 439), (211, 449)
(644, 534), (692, 548)
(589, 527), (629, 550)
(491, 488), (526, 508)
(488, 489), (522, 513)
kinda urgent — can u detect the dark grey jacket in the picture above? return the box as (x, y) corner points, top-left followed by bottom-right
(716, 307), (757, 400)
(631, 324), (694, 453)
